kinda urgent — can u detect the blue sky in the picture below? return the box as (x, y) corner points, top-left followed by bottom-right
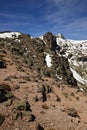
(0, 0), (87, 39)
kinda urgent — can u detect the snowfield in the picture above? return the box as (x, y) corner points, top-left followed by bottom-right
(0, 32), (20, 39)
(56, 35), (87, 86)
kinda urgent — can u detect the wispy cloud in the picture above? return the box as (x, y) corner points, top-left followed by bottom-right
(0, 13), (33, 20)
(42, 0), (87, 39)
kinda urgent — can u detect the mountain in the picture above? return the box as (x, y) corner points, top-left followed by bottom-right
(56, 33), (87, 90)
(0, 31), (87, 130)
(40, 32), (87, 90)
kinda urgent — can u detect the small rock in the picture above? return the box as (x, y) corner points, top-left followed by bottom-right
(0, 60), (6, 69)
(4, 99), (12, 106)
(36, 123), (44, 130)
(0, 114), (5, 126)
(33, 96), (38, 102)
(13, 99), (31, 111)
(13, 110), (22, 120)
(67, 108), (79, 118)
(55, 95), (61, 102)
(12, 85), (20, 91)
(22, 111), (35, 122)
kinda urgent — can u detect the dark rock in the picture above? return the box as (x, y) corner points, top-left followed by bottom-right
(33, 96), (38, 102)
(36, 123), (44, 130)
(0, 60), (6, 69)
(13, 99), (31, 111)
(0, 84), (13, 103)
(55, 95), (61, 102)
(55, 56), (77, 86)
(0, 114), (5, 126)
(43, 32), (58, 51)
(22, 111), (35, 122)
(67, 108), (79, 118)
(39, 85), (47, 102)
(13, 110), (22, 120)
(77, 56), (87, 62)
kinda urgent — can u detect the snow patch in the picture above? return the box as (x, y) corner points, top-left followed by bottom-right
(39, 35), (43, 40)
(45, 54), (52, 67)
(70, 68), (87, 84)
(0, 32), (20, 39)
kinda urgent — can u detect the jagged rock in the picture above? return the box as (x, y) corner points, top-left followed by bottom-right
(43, 32), (58, 51)
(0, 114), (5, 126)
(0, 84), (13, 103)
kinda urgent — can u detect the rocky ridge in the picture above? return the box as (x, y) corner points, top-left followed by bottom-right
(0, 31), (87, 130)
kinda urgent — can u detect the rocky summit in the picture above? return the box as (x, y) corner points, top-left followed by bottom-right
(0, 31), (87, 130)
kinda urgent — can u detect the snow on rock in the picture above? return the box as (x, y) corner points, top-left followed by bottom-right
(70, 68), (87, 84)
(0, 32), (20, 39)
(39, 35), (43, 40)
(45, 54), (52, 67)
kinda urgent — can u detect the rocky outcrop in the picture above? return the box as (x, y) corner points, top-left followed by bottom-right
(43, 32), (58, 51)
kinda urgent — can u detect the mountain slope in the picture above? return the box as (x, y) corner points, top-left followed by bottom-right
(55, 33), (87, 90)
(0, 31), (87, 130)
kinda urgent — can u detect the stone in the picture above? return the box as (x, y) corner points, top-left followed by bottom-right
(13, 99), (31, 111)
(67, 108), (79, 118)
(36, 123), (44, 130)
(4, 99), (12, 106)
(0, 84), (13, 103)
(0, 60), (6, 69)
(0, 114), (5, 126)
(22, 111), (35, 122)
(13, 110), (22, 120)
